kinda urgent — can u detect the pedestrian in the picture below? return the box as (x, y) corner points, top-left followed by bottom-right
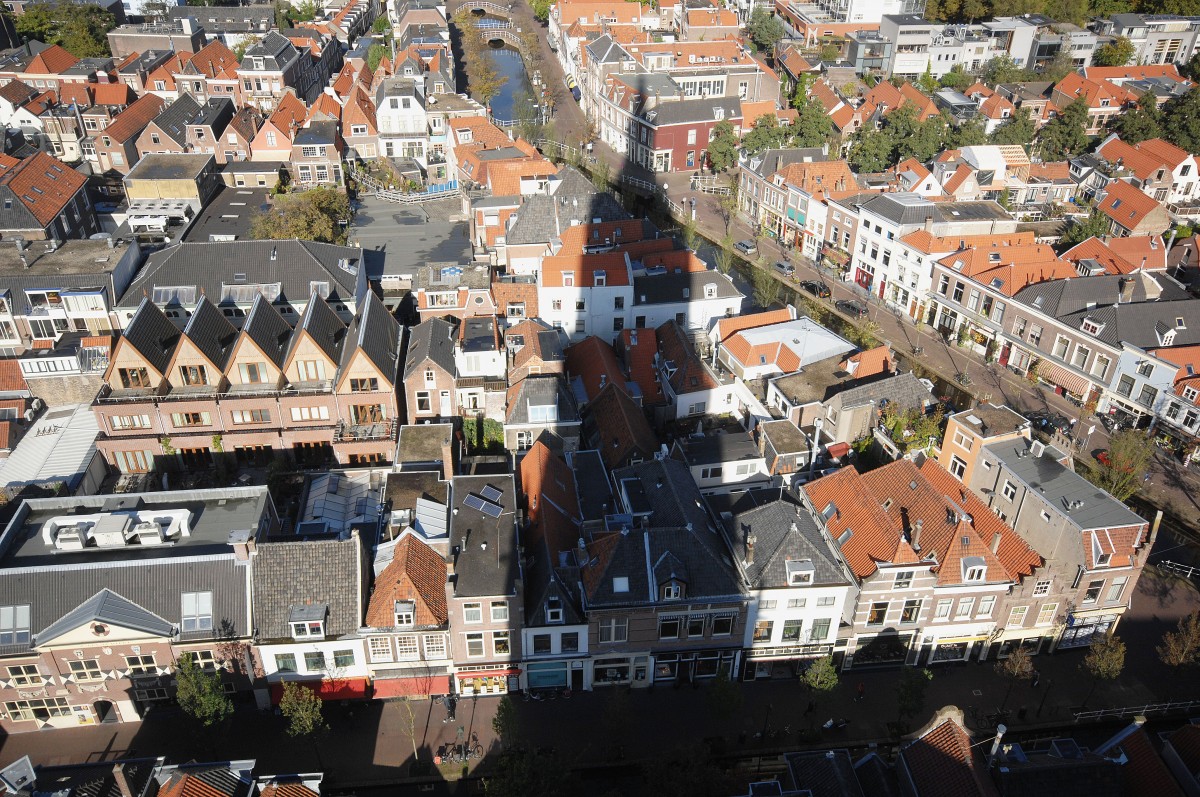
(1031, 670), (1040, 689)
(855, 682), (865, 702)
(446, 695), (457, 723)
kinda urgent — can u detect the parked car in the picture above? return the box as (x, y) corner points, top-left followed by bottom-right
(734, 240), (757, 256)
(835, 299), (868, 318)
(774, 261), (795, 277)
(800, 280), (831, 298)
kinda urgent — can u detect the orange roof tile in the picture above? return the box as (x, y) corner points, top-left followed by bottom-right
(713, 308), (794, 343)
(1098, 180), (1162, 230)
(902, 718), (992, 797)
(837, 345), (892, 379)
(92, 82), (135, 106)
(102, 93), (165, 144)
(1062, 237), (1138, 275)
(565, 336), (626, 401)
(306, 90), (342, 123)
(619, 327), (663, 404)
(1110, 727), (1185, 797)
(487, 158), (558, 196)
(541, 250), (629, 288)
(340, 83), (377, 134)
(900, 230), (1034, 255)
(24, 45), (78, 75)
(686, 7), (738, 26)
(0, 151), (88, 226)
(518, 438), (580, 527)
(585, 382), (658, 472)
(656, 320), (717, 393)
(365, 534), (448, 628)
(801, 466), (902, 579)
(1055, 72), (1137, 109)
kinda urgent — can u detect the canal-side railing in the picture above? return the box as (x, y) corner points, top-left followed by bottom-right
(1074, 699), (1200, 722)
(479, 27), (529, 56)
(691, 174), (732, 195)
(462, 0), (512, 16)
(1157, 559), (1200, 581)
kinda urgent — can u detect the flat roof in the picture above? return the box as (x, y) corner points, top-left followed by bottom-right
(125, 153), (214, 182)
(0, 404), (98, 491)
(397, 423), (452, 464)
(678, 429), (761, 466)
(182, 185), (272, 242)
(0, 237), (134, 278)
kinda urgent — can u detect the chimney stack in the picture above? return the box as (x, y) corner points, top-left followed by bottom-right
(991, 531), (1003, 554)
(1118, 276), (1135, 303)
(911, 519), (923, 550)
(745, 533), (756, 565)
(112, 764), (134, 797)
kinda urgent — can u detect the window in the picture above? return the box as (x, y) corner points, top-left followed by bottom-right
(118, 367), (151, 389)
(953, 430), (974, 450)
(493, 631), (510, 655)
(687, 616), (705, 637)
(239, 362), (267, 384)
(787, 598), (806, 609)
(297, 360), (325, 381)
(291, 620), (324, 639)
(303, 652), (326, 671)
(1035, 603), (1058, 626)
(179, 365), (208, 386)
(949, 455), (966, 480)
(349, 378), (379, 393)
(1053, 336), (1070, 360)
(965, 565), (985, 582)
(780, 619), (803, 642)
(125, 655), (155, 674)
(1139, 385), (1159, 408)
(181, 592), (212, 632)
(712, 615), (734, 636)
(894, 571), (914, 589)
(753, 620), (773, 642)
(614, 296), (624, 310)
(424, 635), (447, 658)
(0, 603), (29, 647)
(817, 596), (835, 607)
(867, 602), (888, 626)
(397, 636), (420, 660)
(1002, 481), (1017, 501)
(111, 414), (152, 430)
(171, 412), (212, 428)
(935, 599), (952, 619)
(415, 392), (431, 413)
(1007, 606), (1028, 627)
(464, 603), (482, 623)
(290, 406), (330, 421)
(1093, 355), (1111, 379)
(1117, 375), (1135, 397)
(598, 617), (628, 643)
(274, 653), (297, 672)
(759, 600), (777, 610)
(1107, 577), (1128, 602)
(938, 275), (950, 295)
(68, 659), (103, 681)
(901, 600), (921, 624)
(1137, 361), (1154, 378)
(1072, 345), (1090, 369)
(1185, 386), (1199, 403)
(659, 617), (681, 639)
(533, 634), (552, 654)
(8, 665), (42, 686)
(1028, 324), (1042, 345)
(5, 698), (70, 720)
(368, 637), (393, 663)
(465, 632), (485, 657)
(978, 596), (995, 617)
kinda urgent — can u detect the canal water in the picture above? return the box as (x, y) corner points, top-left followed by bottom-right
(479, 43), (533, 124)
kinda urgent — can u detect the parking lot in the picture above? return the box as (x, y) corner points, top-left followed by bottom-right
(348, 196), (472, 266)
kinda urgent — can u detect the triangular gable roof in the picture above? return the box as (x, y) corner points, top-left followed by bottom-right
(236, 293), (293, 369)
(24, 44), (78, 75)
(284, 295), (346, 370)
(336, 291), (399, 388)
(365, 534), (448, 628)
(113, 298), (181, 378)
(177, 295), (239, 372)
(36, 588), (174, 646)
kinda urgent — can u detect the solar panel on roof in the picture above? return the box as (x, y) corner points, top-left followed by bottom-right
(464, 494), (487, 511)
(480, 485), (502, 502)
(480, 500), (503, 518)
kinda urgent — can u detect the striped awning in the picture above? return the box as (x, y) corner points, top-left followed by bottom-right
(1036, 360), (1091, 397)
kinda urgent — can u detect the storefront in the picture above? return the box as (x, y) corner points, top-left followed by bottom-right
(524, 659), (588, 691)
(455, 665), (520, 696)
(920, 633), (990, 665)
(846, 632), (914, 668)
(651, 649), (739, 684)
(740, 643), (833, 680)
(371, 669), (452, 698)
(1057, 612), (1120, 650)
(269, 678), (371, 702)
(1033, 360), (1093, 401)
(591, 654), (650, 687)
(854, 262), (875, 291)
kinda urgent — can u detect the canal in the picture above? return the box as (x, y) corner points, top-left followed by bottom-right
(481, 44), (533, 124)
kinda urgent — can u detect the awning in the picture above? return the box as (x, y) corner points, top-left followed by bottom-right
(373, 675), (451, 698)
(456, 668), (520, 679)
(931, 635), (990, 645)
(1035, 360), (1092, 397)
(269, 678), (371, 703)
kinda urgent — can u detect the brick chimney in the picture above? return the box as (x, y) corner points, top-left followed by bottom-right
(991, 532), (1003, 554)
(745, 533), (756, 565)
(112, 764), (134, 797)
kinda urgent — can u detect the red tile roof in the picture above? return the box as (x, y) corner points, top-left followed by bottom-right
(24, 45), (78, 75)
(0, 151), (88, 226)
(541, 250), (629, 288)
(1084, 64), (1185, 82)
(518, 438), (580, 527)
(365, 534), (448, 628)
(565, 336), (626, 401)
(1167, 724), (1200, 773)
(802, 466), (907, 579)
(902, 717), (993, 797)
(258, 784), (319, 797)
(0, 359), (26, 393)
(619, 327), (663, 404)
(586, 381), (658, 471)
(92, 82), (135, 106)
(1098, 180), (1162, 231)
(1062, 237), (1138, 275)
(837, 345), (892, 379)
(102, 93), (166, 143)
(712, 308), (794, 344)
(1109, 726), (1184, 797)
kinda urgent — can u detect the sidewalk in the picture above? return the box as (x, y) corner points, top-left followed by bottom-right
(3, 568), (1196, 785)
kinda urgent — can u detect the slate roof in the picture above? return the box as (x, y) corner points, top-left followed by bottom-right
(505, 167), (631, 245)
(339, 291), (399, 381)
(286, 293), (346, 367)
(18, 759), (162, 797)
(860, 192), (1008, 226)
(118, 240), (369, 308)
(239, 294), (293, 368)
(724, 497), (849, 590)
(294, 119), (338, 146)
(506, 375), (578, 425)
(36, 588), (174, 645)
(149, 95), (203, 146)
(181, 296), (239, 372)
(517, 440), (587, 627)
(1069, 298), (1200, 349)
(365, 534), (447, 628)
(403, 317), (456, 379)
(120, 298), (183, 376)
(242, 31), (298, 69)
(583, 381), (657, 470)
(1011, 271), (1186, 319)
(448, 475), (518, 598)
(251, 534), (363, 641)
(0, 151), (87, 230)
(825, 371), (931, 413)
(784, 750), (867, 797)
(633, 269), (742, 306)
(648, 95), (740, 126)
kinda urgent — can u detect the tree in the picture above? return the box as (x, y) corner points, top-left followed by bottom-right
(1044, 0), (1088, 26)
(1058, 208), (1109, 248)
(752, 267), (781, 309)
(251, 187), (352, 244)
(529, 0), (552, 22)
(994, 646), (1033, 711)
(1092, 428), (1153, 501)
(465, 49), (507, 106)
(705, 665), (743, 721)
(939, 64), (970, 90)
(1158, 611), (1200, 668)
(679, 216), (699, 250)
(1093, 36), (1135, 67)
(790, 97), (834, 148)
(743, 114), (789, 155)
(790, 72), (814, 109)
(895, 667), (933, 731)
(16, 2), (115, 58)
(918, 64), (939, 95)
(175, 652), (233, 729)
(1040, 48), (1076, 83)
(1082, 634), (1126, 706)
(983, 55), (1029, 86)
(707, 120), (739, 172)
(746, 8), (784, 53)
(492, 695), (522, 749)
(848, 126), (896, 172)
(818, 43), (840, 62)
(714, 234), (735, 274)
(366, 43), (388, 71)
(1115, 94), (1163, 144)
(642, 745), (741, 797)
(990, 107), (1036, 147)
(279, 680), (325, 737)
(1161, 88), (1200, 154)
(485, 749), (577, 797)
(1037, 97), (1090, 159)
(947, 115), (988, 148)
(800, 655), (838, 728)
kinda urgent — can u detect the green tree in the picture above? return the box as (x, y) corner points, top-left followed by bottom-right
(1037, 97), (1090, 158)
(918, 64), (939, 95)
(1093, 36), (1135, 67)
(961, 0), (988, 21)
(990, 107), (1036, 147)
(848, 126), (896, 172)
(939, 64), (970, 90)
(1157, 611), (1200, 668)
(752, 268), (781, 309)
(16, 2), (115, 58)
(1082, 634), (1126, 706)
(1089, 0), (1135, 17)
(530, 0), (551, 21)
(485, 749), (577, 797)
(1115, 94), (1163, 144)
(1161, 88), (1200, 153)
(251, 187), (352, 244)
(1040, 47), (1076, 82)
(994, 646), (1033, 711)
(279, 680), (325, 737)
(1091, 428), (1153, 500)
(895, 667), (933, 731)
(800, 655), (838, 727)
(714, 234), (735, 274)
(1044, 0), (1088, 25)
(679, 216), (699, 250)
(947, 115), (988, 148)
(898, 116), (949, 163)
(491, 695), (522, 749)
(743, 113), (789, 154)
(789, 98), (833, 148)
(1059, 208), (1110, 247)
(366, 43), (388, 71)
(746, 8), (785, 53)
(818, 43), (840, 62)
(175, 652), (233, 729)
(707, 120), (739, 172)
(372, 15), (391, 34)
(983, 55), (1028, 86)
(642, 745), (741, 797)
(790, 72), (814, 109)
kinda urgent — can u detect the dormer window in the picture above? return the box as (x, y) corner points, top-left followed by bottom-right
(963, 557), (986, 582)
(290, 604), (328, 639)
(662, 582), (683, 600)
(1081, 317), (1104, 336)
(1097, 553), (1111, 566)
(786, 559), (815, 586)
(547, 596), (563, 624)
(394, 601), (415, 627)
(594, 271), (606, 287)
(563, 272), (575, 287)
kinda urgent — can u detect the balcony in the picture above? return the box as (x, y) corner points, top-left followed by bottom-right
(333, 418), (397, 443)
(94, 380), (335, 405)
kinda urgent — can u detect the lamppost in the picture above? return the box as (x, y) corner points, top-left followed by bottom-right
(1036, 677), (1054, 717)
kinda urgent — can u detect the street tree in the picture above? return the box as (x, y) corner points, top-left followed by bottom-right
(485, 748), (577, 797)
(1059, 208), (1110, 248)
(752, 267), (781, 309)
(1037, 97), (1090, 159)
(679, 216), (699, 250)
(743, 114), (789, 155)
(1040, 47), (1076, 82)
(279, 680), (325, 737)
(251, 187), (352, 244)
(1158, 610), (1200, 668)
(1082, 634), (1126, 706)
(790, 98), (833, 148)
(175, 652), (233, 729)
(994, 646), (1034, 711)
(716, 184), (740, 233)
(1092, 428), (1153, 501)
(800, 655), (838, 727)
(1093, 36), (1135, 67)
(706, 665), (743, 721)
(746, 8), (784, 53)
(714, 234), (735, 274)
(895, 667), (933, 732)
(492, 694), (522, 750)
(707, 120), (739, 172)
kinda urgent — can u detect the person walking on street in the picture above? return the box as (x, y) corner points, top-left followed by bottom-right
(855, 682), (865, 702)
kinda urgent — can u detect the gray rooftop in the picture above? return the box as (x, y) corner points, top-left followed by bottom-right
(952, 404), (1029, 438)
(723, 496), (849, 590)
(826, 371), (932, 413)
(676, 429), (761, 467)
(396, 423), (453, 465)
(506, 375), (579, 425)
(633, 268), (742, 305)
(404, 317), (456, 378)
(252, 533), (363, 642)
(860, 192), (1011, 226)
(505, 167), (631, 245)
(183, 185), (272, 242)
(0, 237), (135, 292)
(449, 475), (519, 598)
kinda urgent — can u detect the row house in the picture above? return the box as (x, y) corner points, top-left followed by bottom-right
(0, 150), (97, 241)
(1050, 73), (1138, 136)
(47, 82), (137, 164)
(93, 289), (401, 473)
(90, 93), (166, 174)
(0, 486), (276, 732)
(412, 263), (496, 322)
(402, 316), (457, 425)
(1093, 15), (1200, 67)
(169, 5), (276, 51)
(254, 532), (370, 706)
(0, 237), (142, 352)
(1095, 136), (1200, 206)
(135, 94), (204, 157)
(723, 493), (856, 680)
(292, 120), (345, 187)
(7, 45), (79, 93)
(943, 405), (1153, 651)
(738, 150), (856, 257)
(117, 51), (176, 97)
(503, 374), (580, 454)
(250, 93), (308, 161)
(1096, 179), (1173, 238)
(802, 456), (1041, 668)
(239, 31), (341, 111)
(175, 40), (244, 105)
(375, 76), (427, 163)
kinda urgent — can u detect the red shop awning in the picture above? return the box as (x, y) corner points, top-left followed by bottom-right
(269, 678), (371, 703)
(373, 675), (452, 698)
(1036, 360), (1092, 397)
(456, 668), (520, 679)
